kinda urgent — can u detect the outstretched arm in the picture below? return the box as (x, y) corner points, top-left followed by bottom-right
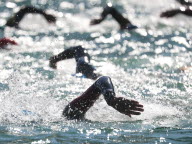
(49, 45), (100, 80)
(160, 8), (192, 18)
(49, 45), (90, 69)
(90, 6), (137, 30)
(0, 38), (18, 48)
(176, 0), (192, 6)
(95, 76), (144, 117)
(6, 6), (56, 28)
(63, 76), (144, 120)
(63, 79), (102, 120)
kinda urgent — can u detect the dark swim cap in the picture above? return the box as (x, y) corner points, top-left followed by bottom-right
(76, 59), (100, 80)
(76, 60), (95, 74)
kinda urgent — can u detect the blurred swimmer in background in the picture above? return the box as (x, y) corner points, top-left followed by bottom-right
(0, 38), (18, 49)
(160, 0), (192, 18)
(63, 76), (144, 120)
(90, 4), (138, 30)
(6, 6), (56, 29)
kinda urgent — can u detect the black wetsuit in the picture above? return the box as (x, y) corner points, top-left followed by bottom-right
(49, 46), (100, 80)
(90, 6), (137, 30)
(6, 6), (56, 28)
(63, 76), (115, 120)
(63, 76), (144, 120)
(161, 0), (192, 17)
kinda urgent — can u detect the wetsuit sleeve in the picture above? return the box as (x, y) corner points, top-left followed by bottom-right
(160, 9), (181, 17)
(63, 82), (102, 120)
(6, 6), (56, 28)
(160, 8), (192, 17)
(49, 46), (90, 69)
(63, 76), (144, 120)
(90, 6), (133, 29)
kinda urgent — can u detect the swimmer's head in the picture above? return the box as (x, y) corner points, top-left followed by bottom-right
(75, 46), (91, 62)
(76, 60), (99, 80)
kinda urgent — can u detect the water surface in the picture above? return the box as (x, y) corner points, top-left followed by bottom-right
(0, 0), (192, 143)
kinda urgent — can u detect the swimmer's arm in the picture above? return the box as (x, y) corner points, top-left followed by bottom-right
(96, 76), (144, 117)
(63, 76), (144, 120)
(160, 9), (181, 17)
(49, 46), (83, 69)
(90, 6), (132, 29)
(160, 8), (192, 17)
(49, 50), (70, 69)
(0, 38), (18, 48)
(90, 6), (111, 25)
(6, 6), (56, 28)
(63, 83), (102, 120)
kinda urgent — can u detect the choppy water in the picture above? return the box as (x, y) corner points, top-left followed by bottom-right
(0, 0), (192, 143)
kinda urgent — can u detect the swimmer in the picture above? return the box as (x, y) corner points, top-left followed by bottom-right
(0, 38), (18, 48)
(63, 76), (144, 120)
(6, 6), (56, 28)
(90, 5), (138, 30)
(160, 0), (192, 18)
(49, 45), (101, 80)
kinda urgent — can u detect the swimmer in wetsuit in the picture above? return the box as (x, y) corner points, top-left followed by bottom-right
(0, 38), (18, 48)
(6, 6), (56, 28)
(49, 45), (101, 80)
(160, 0), (192, 18)
(63, 76), (144, 120)
(90, 5), (138, 30)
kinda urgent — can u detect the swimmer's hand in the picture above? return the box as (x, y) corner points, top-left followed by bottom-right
(6, 16), (19, 28)
(160, 9), (180, 18)
(124, 24), (138, 31)
(44, 14), (56, 23)
(90, 18), (103, 25)
(108, 97), (144, 117)
(0, 38), (18, 48)
(49, 58), (57, 69)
